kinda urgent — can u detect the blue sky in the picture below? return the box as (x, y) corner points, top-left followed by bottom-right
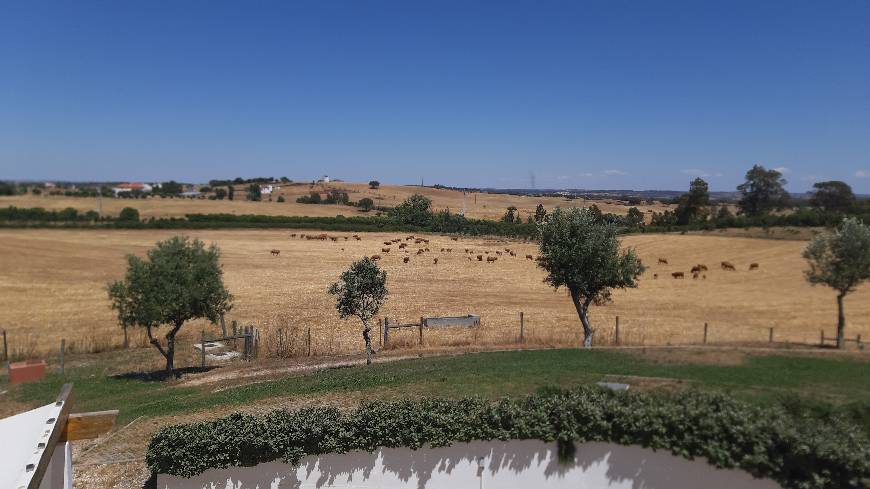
(1, 1), (868, 191)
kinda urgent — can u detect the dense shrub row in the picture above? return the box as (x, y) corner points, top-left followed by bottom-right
(0, 205), (100, 222)
(146, 387), (869, 488)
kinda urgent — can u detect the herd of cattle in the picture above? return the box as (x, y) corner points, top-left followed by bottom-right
(654, 257), (760, 280)
(268, 233), (539, 266)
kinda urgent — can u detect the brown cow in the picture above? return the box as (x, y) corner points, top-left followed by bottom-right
(749, 263), (759, 270)
(672, 271), (684, 279)
(417, 249), (424, 255)
(721, 261), (736, 271)
(451, 237), (458, 241)
(290, 233), (297, 237)
(526, 254), (534, 260)
(270, 249), (280, 256)
(653, 273), (658, 279)
(383, 241), (392, 246)
(399, 243), (407, 249)
(658, 258), (669, 265)
(698, 264), (708, 271)
(371, 255), (381, 261)
(487, 256), (497, 262)
(381, 247), (390, 253)
(403, 257), (410, 263)
(477, 255), (483, 261)
(433, 258), (438, 265)
(691, 265), (702, 274)
(509, 251), (516, 257)
(692, 271), (699, 279)
(330, 237), (338, 242)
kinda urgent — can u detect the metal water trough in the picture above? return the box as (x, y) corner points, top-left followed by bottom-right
(422, 315), (481, 328)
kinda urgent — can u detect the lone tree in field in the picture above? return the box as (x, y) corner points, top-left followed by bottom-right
(368, 180), (380, 189)
(328, 257), (388, 365)
(107, 236), (233, 373)
(537, 207), (644, 348)
(737, 164), (790, 216)
(803, 218), (870, 349)
(358, 197), (374, 212)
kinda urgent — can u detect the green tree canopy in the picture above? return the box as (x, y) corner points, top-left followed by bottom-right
(537, 207), (645, 347)
(328, 257), (388, 364)
(737, 165), (790, 216)
(625, 207), (645, 228)
(118, 207), (140, 222)
(674, 177), (710, 225)
(390, 194), (433, 227)
(247, 184), (262, 201)
(368, 180), (380, 189)
(803, 218), (870, 348)
(809, 181), (855, 214)
(358, 197), (374, 212)
(534, 203), (547, 223)
(107, 236), (233, 373)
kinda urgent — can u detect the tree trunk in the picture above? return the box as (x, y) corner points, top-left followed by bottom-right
(362, 320), (373, 365)
(165, 335), (175, 372)
(837, 292), (846, 349)
(570, 288), (594, 348)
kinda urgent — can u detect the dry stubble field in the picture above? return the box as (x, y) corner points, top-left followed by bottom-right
(1, 229), (867, 360)
(0, 182), (670, 221)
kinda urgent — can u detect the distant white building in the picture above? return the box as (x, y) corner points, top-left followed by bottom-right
(260, 185), (274, 195)
(112, 182), (153, 196)
(321, 175), (330, 183)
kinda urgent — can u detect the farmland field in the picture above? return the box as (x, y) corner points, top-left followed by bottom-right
(1, 228), (867, 359)
(0, 182), (671, 221)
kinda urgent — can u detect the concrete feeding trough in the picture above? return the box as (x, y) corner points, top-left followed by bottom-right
(596, 382), (630, 392)
(193, 341), (224, 352)
(206, 351), (241, 362)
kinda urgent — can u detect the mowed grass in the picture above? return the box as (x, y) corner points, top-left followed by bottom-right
(2, 228), (869, 358)
(8, 349), (870, 427)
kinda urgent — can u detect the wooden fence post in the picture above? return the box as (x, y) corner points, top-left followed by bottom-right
(703, 323), (708, 344)
(769, 327), (774, 343)
(3, 330), (8, 368)
(379, 319), (383, 348)
(200, 330), (206, 369)
(519, 312), (524, 343)
(383, 318), (389, 347)
(615, 316), (620, 346)
(307, 327), (312, 357)
(60, 339), (65, 376)
(419, 317), (424, 346)
(820, 329), (824, 347)
(220, 314), (227, 337)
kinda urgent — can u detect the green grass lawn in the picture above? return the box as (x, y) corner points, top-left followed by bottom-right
(7, 348), (870, 428)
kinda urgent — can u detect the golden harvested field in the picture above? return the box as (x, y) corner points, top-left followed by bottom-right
(1, 229), (868, 360)
(1, 182), (670, 221)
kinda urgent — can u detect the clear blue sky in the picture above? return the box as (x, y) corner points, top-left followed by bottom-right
(1, 1), (868, 192)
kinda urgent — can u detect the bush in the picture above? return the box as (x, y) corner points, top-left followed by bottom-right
(276, 196), (285, 203)
(118, 207), (140, 222)
(369, 180), (380, 189)
(358, 198), (374, 212)
(146, 387), (870, 488)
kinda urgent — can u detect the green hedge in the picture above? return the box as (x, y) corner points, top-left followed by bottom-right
(146, 387), (869, 488)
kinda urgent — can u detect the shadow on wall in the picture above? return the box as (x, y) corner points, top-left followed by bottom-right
(157, 440), (782, 489)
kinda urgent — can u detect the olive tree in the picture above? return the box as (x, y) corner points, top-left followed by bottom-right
(328, 257), (388, 364)
(107, 236), (233, 373)
(537, 207), (644, 348)
(803, 218), (870, 349)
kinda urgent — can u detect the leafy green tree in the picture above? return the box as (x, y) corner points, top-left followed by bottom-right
(247, 184), (262, 201)
(276, 195), (285, 203)
(810, 181), (855, 214)
(803, 218), (870, 349)
(390, 194), (433, 227)
(737, 165), (790, 216)
(368, 180), (380, 189)
(534, 203), (547, 223)
(280, 176), (291, 183)
(716, 205), (733, 220)
(358, 197), (374, 211)
(107, 237), (233, 373)
(0, 181), (16, 196)
(537, 207), (644, 347)
(227, 185), (234, 201)
(118, 207), (140, 222)
(674, 178), (710, 225)
(158, 180), (183, 196)
(328, 257), (388, 364)
(502, 206), (518, 223)
(214, 188), (227, 200)
(625, 207), (644, 228)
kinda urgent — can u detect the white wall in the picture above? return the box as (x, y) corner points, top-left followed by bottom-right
(157, 439), (782, 489)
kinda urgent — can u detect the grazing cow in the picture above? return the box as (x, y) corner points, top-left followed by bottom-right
(496, 251), (503, 256)
(382, 247), (390, 253)
(399, 243), (407, 249)
(417, 249), (424, 255)
(433, 258), (438, 265)
(330, 237), (338, 242)
(487, 256), (498, 263)
(477, 255), (483, 261)
(446, 248), (452, 252)
(403, 257), (410, 263)
(702, 274), (707, 279)
(749, 263), (759, 270)
(509, 251), (516, 256)
(672, 271), (684, 279)
(698, 264), (708, 271)
(383, 241), (392, 246)
(526, 254), (534, 260)
(692, 271), (699, 279)
(451, 237), (458, 241)
(290, 233), (297, 237)
(467, 256), (473, 261)
(658, 258), (668, 265)
(270, 249), (280, 256)
(341, 248), (345, 251)
(440, 248), (445, 252)
(425, 248), (430, 252)
(721, 261), (736, 271)
(653, 273), (658, 279)
(344, 236), (348, 240)
(371, 255), (381, 261)
(690, 265), (702, 274)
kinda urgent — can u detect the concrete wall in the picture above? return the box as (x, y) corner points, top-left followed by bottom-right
(157, 439), (782, 489)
